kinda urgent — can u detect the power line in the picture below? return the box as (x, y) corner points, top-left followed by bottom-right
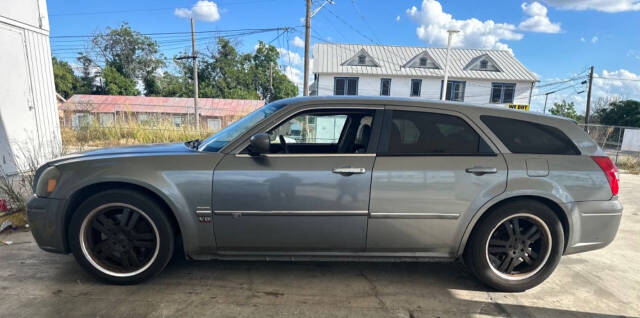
(48, 0), (279, 17)
(594, 76), (640, 82)
(323, 7), (377, 45)
(50, 26), (298, 39)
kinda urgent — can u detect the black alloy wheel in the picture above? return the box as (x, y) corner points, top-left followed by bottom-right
(69, 189), (174, 284)
(81, 204), (159, 276)
(486, 213), (551, 279)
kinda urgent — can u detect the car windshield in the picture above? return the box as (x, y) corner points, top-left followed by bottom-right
(198, 101), (288, 152)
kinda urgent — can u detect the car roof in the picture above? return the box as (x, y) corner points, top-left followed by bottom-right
(276, 96), (576, 125)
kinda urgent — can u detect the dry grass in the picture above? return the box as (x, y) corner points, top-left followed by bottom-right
(617, 156), (640, 175)
(61, 121), (212, 148)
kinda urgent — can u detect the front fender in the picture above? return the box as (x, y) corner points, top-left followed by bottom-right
(50, 152), (224, 257)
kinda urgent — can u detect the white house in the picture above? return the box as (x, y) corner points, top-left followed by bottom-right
(0, 0), (61, 175)
(311, 43), (538, 109)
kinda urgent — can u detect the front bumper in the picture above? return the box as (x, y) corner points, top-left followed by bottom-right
(564, 198), (623, 255)
(26, 195), (68, 254)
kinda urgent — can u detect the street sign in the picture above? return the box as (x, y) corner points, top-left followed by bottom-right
(508, 104), (530, 111)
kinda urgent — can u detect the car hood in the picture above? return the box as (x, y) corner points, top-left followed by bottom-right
(50, 143), (194, 165)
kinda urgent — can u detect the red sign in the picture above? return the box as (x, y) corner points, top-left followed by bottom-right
(0, 199), (7, 212)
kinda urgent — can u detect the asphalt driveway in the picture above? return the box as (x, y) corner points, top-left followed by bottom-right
(1, 174), (639, 317)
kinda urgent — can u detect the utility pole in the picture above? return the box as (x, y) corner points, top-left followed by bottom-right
(585, 65), (594, 124)
(303, 0), (334, 96)
(303, 0), (312, 96)
(191, 18), (199, 129)
(269, 62), (273, 101)
(543, 91), (552, 114)
(441, 30), (459, 101)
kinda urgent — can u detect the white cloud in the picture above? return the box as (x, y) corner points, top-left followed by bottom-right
(519, 2), (562, 33)
(175, 0), (220, 22)
(291, 36), (305, 48)
(406, 0), (523, 51)
(543, 0), (640, 12)
(396, 15), (401, 21)
(580, 37), (586, 42)
(530, 69), (640, 113)
(591, 35), (599, 43)
(284, 66), (303, 86)
(629, 50), (640, 60)
(277, 48), (302, 65)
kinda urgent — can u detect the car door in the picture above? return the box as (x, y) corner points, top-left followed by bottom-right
(212, 105), (383, 252)
(366, 106), (508, 257)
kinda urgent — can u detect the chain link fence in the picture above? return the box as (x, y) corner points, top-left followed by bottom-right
(580, 124), (640, 165)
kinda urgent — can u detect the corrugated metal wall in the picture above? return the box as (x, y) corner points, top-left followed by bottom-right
(24, 29), (61, 158)
(0, 0), (61, 175)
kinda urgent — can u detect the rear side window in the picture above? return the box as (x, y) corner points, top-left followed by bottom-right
(480, 115), (580, 155)
(381, 110), (493, 155)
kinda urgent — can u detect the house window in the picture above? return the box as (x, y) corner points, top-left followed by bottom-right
(173, 115), (183, 128)
(410, 79), (422, 97)
(334, 77), (359, 95)
(358, 55), (366, 65)
(137, 113), (150, 123)
(419, 57), (428, 66)
(490, 83), (516, 104)
(72, 113), (93, 128)
(207, 118), (222, 131)
(442, 80), (466, 102)
(99, 113), (114, 127)
(480, 60), (488, 70)
(380, 78), (391, 96)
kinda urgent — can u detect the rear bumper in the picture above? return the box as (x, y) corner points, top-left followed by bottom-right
(564, 198), (622, 255)
(26, 195), (68, 254)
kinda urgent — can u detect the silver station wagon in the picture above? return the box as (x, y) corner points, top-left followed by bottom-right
(27, 96), (622, 291)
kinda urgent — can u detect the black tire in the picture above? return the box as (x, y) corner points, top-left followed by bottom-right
(464, 200), (564, 292)
(68, 189), (174, 284)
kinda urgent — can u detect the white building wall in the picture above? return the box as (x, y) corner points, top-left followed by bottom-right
(316, 73), (532, 107)
(0, 0), (60, 175)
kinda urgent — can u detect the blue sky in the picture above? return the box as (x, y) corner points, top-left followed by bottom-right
(48, 0), (640, 112)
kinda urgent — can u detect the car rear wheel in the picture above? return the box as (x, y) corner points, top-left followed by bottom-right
(464, 200), (564, 292)
(68, 189), (174, 284)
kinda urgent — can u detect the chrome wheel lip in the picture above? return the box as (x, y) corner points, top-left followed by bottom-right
(79, 203), (160, 278)
(485, 212), (552, 281)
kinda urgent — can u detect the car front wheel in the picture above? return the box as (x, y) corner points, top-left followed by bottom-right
(68, 189), (174, 284)
(464, 200), (564, 292)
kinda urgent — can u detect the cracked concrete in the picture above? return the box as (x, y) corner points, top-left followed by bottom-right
(1, 173), (639, 317)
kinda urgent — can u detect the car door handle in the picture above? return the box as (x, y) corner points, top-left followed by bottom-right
(465, 167), (498, 176)
(332, 167), (366, 175)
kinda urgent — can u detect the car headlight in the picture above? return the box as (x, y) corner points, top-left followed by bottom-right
(35, 166), (61, 197)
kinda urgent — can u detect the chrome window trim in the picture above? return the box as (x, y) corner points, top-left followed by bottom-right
(370, 212), (461, 220)
(215, 210), (369, 216)
(235, 153), (376, 158)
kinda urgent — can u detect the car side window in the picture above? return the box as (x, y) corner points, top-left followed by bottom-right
(263, 109), (376, 154)
(270, 114), (348, 144)
(380, 110), (493, 155)
(480, 115), (580, 155)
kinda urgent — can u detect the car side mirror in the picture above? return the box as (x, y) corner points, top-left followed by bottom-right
(248, 133), (271, 156)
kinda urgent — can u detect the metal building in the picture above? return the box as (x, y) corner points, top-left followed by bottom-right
(0, 0), (61, 175)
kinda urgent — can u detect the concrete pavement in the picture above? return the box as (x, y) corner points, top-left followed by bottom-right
(1, 174), (639, 317)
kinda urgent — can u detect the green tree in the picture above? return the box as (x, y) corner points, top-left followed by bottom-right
(596, 100), (640, 127)
(549, 100), (584, 122)
(75, 53), (97, 94)
(52, 57), (78, 99)
(100, 66), (140, 96)
(251, 41), (298, 102)
(83, 22), (165, 95)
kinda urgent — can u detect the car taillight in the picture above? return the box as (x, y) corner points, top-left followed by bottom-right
(591, 156), (619, 196)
